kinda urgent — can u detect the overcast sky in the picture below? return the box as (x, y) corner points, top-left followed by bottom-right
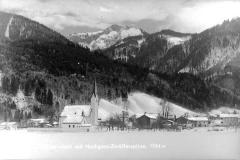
(1, 0), (240, 35)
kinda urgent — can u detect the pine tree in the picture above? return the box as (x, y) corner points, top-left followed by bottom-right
(107, 89), (112, 100)
(27, 112), (32, 119)
(14, 109), (20, 122)
(46, 89), (53, 105)
(19, 110), (24, 120)
(4, 110), (8, 121)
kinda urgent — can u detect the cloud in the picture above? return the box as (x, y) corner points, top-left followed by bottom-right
(99, 6), (113, 13)
(0, 0), (240, 34)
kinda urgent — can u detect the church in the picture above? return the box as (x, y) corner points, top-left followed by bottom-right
(59, 80), (99, 129)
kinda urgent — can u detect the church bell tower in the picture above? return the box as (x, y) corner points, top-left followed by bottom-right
(90, 79), (99, 126)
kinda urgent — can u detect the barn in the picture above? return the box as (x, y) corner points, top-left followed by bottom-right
(136, 113), (158, 129)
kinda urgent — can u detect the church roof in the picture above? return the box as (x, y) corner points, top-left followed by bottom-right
(62, 116), (85, 124)
(61, 105), (91, 117)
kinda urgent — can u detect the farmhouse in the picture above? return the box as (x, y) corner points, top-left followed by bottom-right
(219, 114), (239, 126)
(59, 80), (99, 129)
(136, 113), (158, 129)
(187, 117), (209, 127)
(176, 116), (188, 125)
(176, 116), (209, 128)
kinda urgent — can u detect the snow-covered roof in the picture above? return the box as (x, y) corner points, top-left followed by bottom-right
(209, 107), (240, 115)
(167, 120), (174, 123)
(136, 113), (158, 119)
(81, 124), (91, 127)
(61, 105), (91, 117)
(30, 118), (46, 123)
(219, 114), (240, 118)
(187, 117), (208, 121)
(209, 113), (218, 117)
(62, 116), (85, 124)
(0, 122), (17, 125)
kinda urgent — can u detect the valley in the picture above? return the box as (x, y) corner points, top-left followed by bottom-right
(0, 11), (240, 125)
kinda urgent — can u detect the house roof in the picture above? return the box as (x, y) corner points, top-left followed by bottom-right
(219, 114), (240, 118)
(209, 113), (218, 117)
(187, 117), (208, 121)
(30, 118), (47, 123)
(167, 120), (174, 123)
(62, 116), (84, 124)
(61, 105), (91, 117)
(136, 113), (158, 120)
(0, 122), (17, 125)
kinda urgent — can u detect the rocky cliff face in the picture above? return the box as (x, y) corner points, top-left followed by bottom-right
(103, 29), (192, 68)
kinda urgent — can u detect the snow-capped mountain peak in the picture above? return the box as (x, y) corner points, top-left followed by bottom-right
(68, 24), (144, 50)
(162, 35), (191, 46)
(158, 29), (192, 46)
(69, 30), (103, 38)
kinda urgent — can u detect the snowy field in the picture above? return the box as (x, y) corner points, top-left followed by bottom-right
(0, 129), (240, 160)
(98, 92), (197, 121)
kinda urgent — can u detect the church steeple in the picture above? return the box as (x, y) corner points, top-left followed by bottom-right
(90, 79), (99, 126)
(92, 79), (98, 98)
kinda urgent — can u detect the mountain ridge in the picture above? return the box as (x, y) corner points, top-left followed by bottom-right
(100, 18), (240, 96)
(68, 24), (147, 50)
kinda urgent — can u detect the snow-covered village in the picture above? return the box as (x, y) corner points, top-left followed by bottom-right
(0, 80), (240, 159)
(1, 80), (240, 132)
(1, 0), (240, 159)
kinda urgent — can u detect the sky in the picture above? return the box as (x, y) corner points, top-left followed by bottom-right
(1, 0), (240, 35)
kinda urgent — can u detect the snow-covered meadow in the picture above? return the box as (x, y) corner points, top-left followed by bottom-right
(98, 92), (197, 121)
(0, 129), (239, 160)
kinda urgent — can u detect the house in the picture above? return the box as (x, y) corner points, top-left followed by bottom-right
(161, 119), (175, 128)
(207, 113), (222, 126)
(52, 121), (59, 127)
(219, 114), (239, 126)
(209, 119), (223, 127)
(0, 122), (18, 130)
(176, 116), (189, 128)
(59, 80), (99, 129)
(187, 117), (209, 127)
(176, 116), (188, 124)
(176, 116), (194, 129)
(28, 118), (48, 127)
(136, 113), (158, 129)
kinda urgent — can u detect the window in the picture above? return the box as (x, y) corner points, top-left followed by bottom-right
(73, 125), (75, 128)
(69, 125), (71, 128)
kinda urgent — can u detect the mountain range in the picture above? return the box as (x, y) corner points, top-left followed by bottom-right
(70, 20), (240, 97)
(0, 11), (239, 122)
(68, 25), (146, 50)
